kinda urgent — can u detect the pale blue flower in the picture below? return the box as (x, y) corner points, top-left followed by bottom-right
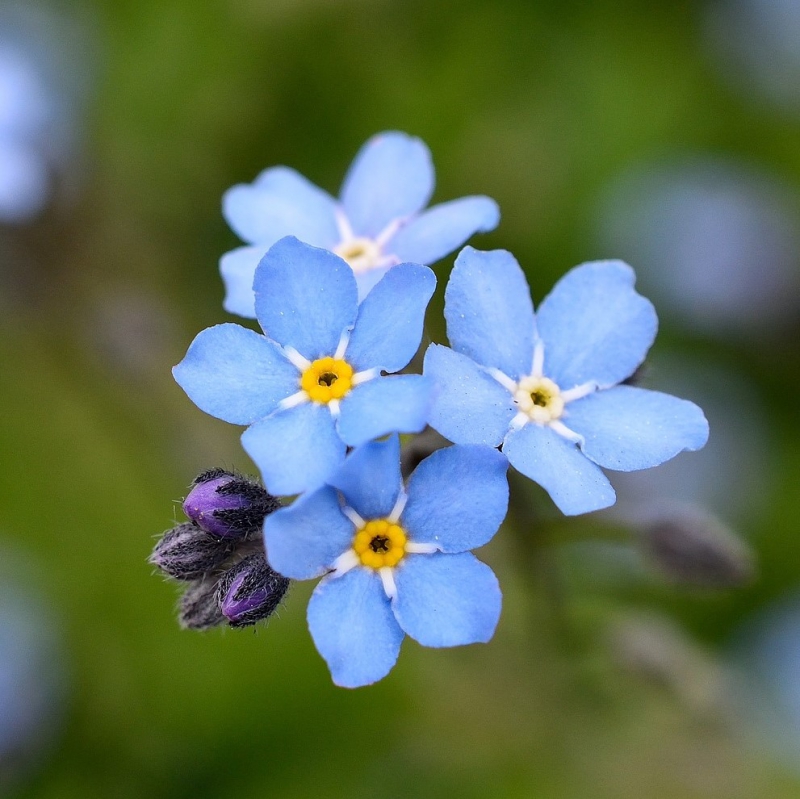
(220, 131), (500, 315)
(424, 247), (710, 516)
(264, 435), (508, 688)
(174, 236), (435, 496)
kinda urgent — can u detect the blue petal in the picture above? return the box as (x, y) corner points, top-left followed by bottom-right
(173, 324), (298, 425)
(308, 568), (404, 688)
(565, 386), (709, 471)
(264, 487), (354, 579)
(344, 263), (436, 373)
(389, 196), (500, 265)
(328, 436), (402, 521)
(219, 245), (266, 318)
(444, 247), (535, 380)
(253, 237), (358, 360)
(503, 423), (616, 515)
(401, 445), (508, 553)
(423, 344), (515, 446)
(535, 261), (658, 391)
(222, 166), (339, 247)
(241, 403), (345, 495)
(354, 264), (392, 303)
(337, 375), (431, 448)
(392, 552), (501, 647)
(340, 131), (434, 238)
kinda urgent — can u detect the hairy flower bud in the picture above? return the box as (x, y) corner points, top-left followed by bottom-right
(178, 578), (225, 631)
(149, 523), (235, 581)
(183, 468), (280, 539)
(216, 553), (290, 628)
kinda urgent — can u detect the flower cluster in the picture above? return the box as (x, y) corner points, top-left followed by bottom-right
(158, 131), (709, 688)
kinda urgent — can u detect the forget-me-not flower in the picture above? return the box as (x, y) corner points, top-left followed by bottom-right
(424, 247), (709, 516)
(219, 131), (500, 315)
(174, 236), (436, 496)
(264, 435), (508, 688)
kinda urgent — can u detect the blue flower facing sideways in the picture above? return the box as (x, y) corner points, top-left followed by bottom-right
(424, 247), (710, 516)
(220, 131), (500, 315)
(173, 236), (436, 496)
(264, 435), (509, 688)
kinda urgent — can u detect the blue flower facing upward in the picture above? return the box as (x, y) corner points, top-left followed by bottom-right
(264, 435), (508, 688)
(220, 131), (500, 315)
(173, 236), (436, 497)
(424, 247), (710, 516)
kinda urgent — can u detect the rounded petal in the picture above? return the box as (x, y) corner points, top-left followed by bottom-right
(222, 166), (339, 247)
(423, 344), (515, 446)
(173, 324), (298, 425)
(389, 196), (500, 265)
(328, 436), (402, 521)
(503, 423), (616, 516)
(337, 375), (431, 448)
(401, 446), (508, 553)
(340, 131), (434, 238)
(535, 260), (658, 391)
(308, 568), (404, 688)
(253, 237), (357, 359)
(241, 403), (345, 495)
(565, 385), (710, 471)
(392, 552), (501, 647)
(444, 247), (535, 380)
(354, 264), (392, 303)
(264, 486), (354, 579)
(345, 263), (436, 373)
(219, 245), (266, 319)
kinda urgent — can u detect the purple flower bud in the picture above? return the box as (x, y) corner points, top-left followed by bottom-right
(178, 578), (225, 630)
(216, 554), (289, 628)
(149, 523), (235, 581)
(183, 468), (280, 539)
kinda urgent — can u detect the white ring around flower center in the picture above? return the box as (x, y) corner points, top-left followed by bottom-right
(334, 236), (383, 273)
(513, 375), (565, 423)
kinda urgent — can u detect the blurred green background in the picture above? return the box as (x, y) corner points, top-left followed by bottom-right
(3, 0), (800, 796)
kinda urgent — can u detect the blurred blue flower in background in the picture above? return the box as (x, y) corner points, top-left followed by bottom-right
(424, 247), (709, 516)
(220, 130), (500, 315)
(174, 236), (435, 496)
(264, 436), (508, 688)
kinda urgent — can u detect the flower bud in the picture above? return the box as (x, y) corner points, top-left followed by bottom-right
(216, 553), (290, 628)
(178, 578), (225, 631)
(183, 468), (280, 539)
(149, 523), (235, 581)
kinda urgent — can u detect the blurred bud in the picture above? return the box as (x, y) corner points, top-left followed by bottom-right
(149, 523), (234, 581)
(178, 578), (224, 631)
(217, 553), (290, 628)
(640, 506), (754, 588)
(183, 468), (280, 539)
(400, 427), (449, 479)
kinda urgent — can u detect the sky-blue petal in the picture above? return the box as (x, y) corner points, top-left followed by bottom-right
(337, 375), (431, 448)
(345, 263), (436, 373)
(219, 245), (265, 318)
(389, 196), (500, 265)
(340, 131), (434, 238)
(264, 486), (354, 580)
(241, 403), (345, 495)
(308, 569), (404, 688)
(565, 385), (710, 471)
(173, 323), (297, 425)
(353, 264), (392, 303)
(401, 446), (508, 553)
(424, 344), (515, 446)
(392, 552), (501, 647)
(328, 436), (402, 521)
(444, 247), (535, 381)
(535, 260), (658, 391)
(503, 423), (616, 515)
(253, 237), (357, 360)
(222, 166), (340, 248)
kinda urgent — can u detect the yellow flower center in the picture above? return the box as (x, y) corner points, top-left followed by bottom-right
(300, 357), (354, 404)
(352, 519), (407, 569)
(514, 376), (565, 423)
(334, 237), (383, 273)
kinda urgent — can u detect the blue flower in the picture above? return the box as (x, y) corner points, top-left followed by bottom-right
(264, 435), (508, 688)
(423, 247), (710, 516)
(219, 131), (500, 316)
(173, 236), (436, 496)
